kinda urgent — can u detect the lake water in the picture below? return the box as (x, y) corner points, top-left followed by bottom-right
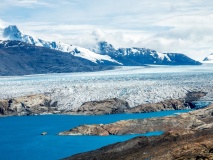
(0, 110), (189, 160)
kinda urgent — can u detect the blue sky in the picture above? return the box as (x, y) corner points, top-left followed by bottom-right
(0, 0), (213, 60)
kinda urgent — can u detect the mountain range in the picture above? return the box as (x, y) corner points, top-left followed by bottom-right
(0, 40), (114, 76)
(3, 25), (120, 65)
(0, 25), (202, 76)
(92, 41), (201, 65)
(202, 53), (213, 63)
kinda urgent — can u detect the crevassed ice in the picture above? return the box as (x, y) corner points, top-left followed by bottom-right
(0, 65), (213, 109)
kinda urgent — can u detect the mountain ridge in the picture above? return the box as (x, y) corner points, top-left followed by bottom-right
(92, 41), (201, 65)
(1, 25), (202, 68)
(2, 25), (121, 65)
(0, 40), (114, 76)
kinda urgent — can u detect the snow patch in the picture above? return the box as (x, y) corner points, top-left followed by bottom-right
(70, 46), (122, 64)
(156, 52), (171, 61)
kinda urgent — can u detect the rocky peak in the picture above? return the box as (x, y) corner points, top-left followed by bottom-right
(3, 25), (22, 40)
(97, 41), (117, 55)
(203, 53), (213, 61)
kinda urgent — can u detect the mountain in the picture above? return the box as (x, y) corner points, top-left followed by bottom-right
(202, 53), (213, 63)
(0, 40), (113, 76)
(91, 41), (201, 65)
(2, 25), (121, 65)
(2, 25), (201, 66)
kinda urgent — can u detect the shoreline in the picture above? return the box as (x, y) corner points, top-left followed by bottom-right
(64, 103), (213, 159)
(0, 91), (208, 117)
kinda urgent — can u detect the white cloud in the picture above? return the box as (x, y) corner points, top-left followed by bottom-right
(2, 0), (53, 7)
(0, 0), (213, 61)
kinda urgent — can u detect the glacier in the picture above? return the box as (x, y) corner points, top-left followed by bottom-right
(0, 65), (213, 110)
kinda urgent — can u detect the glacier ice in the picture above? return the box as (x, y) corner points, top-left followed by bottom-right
(0, 65), (213, 110)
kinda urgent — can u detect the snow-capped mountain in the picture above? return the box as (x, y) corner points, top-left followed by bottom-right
(2, 25), (121, 65)
(90, 41), (201, 65)
(0, 40), (114, 76)
(2, 25), (201, 66)
(202, 53), (213, 63)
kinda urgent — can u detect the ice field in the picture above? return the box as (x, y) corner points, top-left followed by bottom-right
(1, 65), (213, 109)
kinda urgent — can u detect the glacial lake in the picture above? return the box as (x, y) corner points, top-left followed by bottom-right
(0, 110), (189, 160)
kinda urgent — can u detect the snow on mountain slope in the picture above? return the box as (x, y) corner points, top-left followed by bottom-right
(70, 46), (122, 64)
(2, 25), (201, 66)
(202, 53), (213, 63)
(92, 41), (171, 60)
(2, 25), (121, 65)
(156, 52), (171, 61)
(91, 41), (200, 65)
(3, 25), (46, 46)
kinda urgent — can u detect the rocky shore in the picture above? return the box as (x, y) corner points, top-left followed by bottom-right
(1, 91), (212, 159)
(66, 98), (131, 115)
(0, 94), (59, 116)
(0, 91), (207, 116)
(59, 103), (213, 136)
(63, 103), (213, 160)
(67, 91), (207, 115)
(65, 127), (213, 160)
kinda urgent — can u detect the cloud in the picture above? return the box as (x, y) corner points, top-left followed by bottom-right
(140, 14), (213, 60)
(0, 0), (213, 60)
(2, 0), (53, 7)
(0, 18), (8, 28)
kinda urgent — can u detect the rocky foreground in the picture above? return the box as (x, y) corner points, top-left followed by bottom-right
(65, 127), (213, 160)
(63, 104), (213, 160)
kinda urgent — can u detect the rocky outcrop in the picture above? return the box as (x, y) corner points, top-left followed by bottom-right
(64, 104), (213, 160)
(127, 99), (188, 113)
(128, 91), (207, 113)
(59, 103), (213, 136)
(66, 91), (207, 115)
(0, 40), (114, 76)
(65, 127), (213, 160)
(67, 98), (130, 115)
(0, 94), (59, 116)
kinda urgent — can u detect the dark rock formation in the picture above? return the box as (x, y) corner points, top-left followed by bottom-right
(127, 99), (188, 113)
(128, 91), (207, 113)
(0, 94), (59, 116)
(59, 103), (213, 136)
(0, 40), (114, 76)
(65, 127), (213, 160)
(66, 91), (207, 115)
(41, 132), (48, 136)
(185, 91), (207, 102)
(67, 98), (130, 115)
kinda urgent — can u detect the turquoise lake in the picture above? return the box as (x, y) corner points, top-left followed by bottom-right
(0, 110), (189, 160)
